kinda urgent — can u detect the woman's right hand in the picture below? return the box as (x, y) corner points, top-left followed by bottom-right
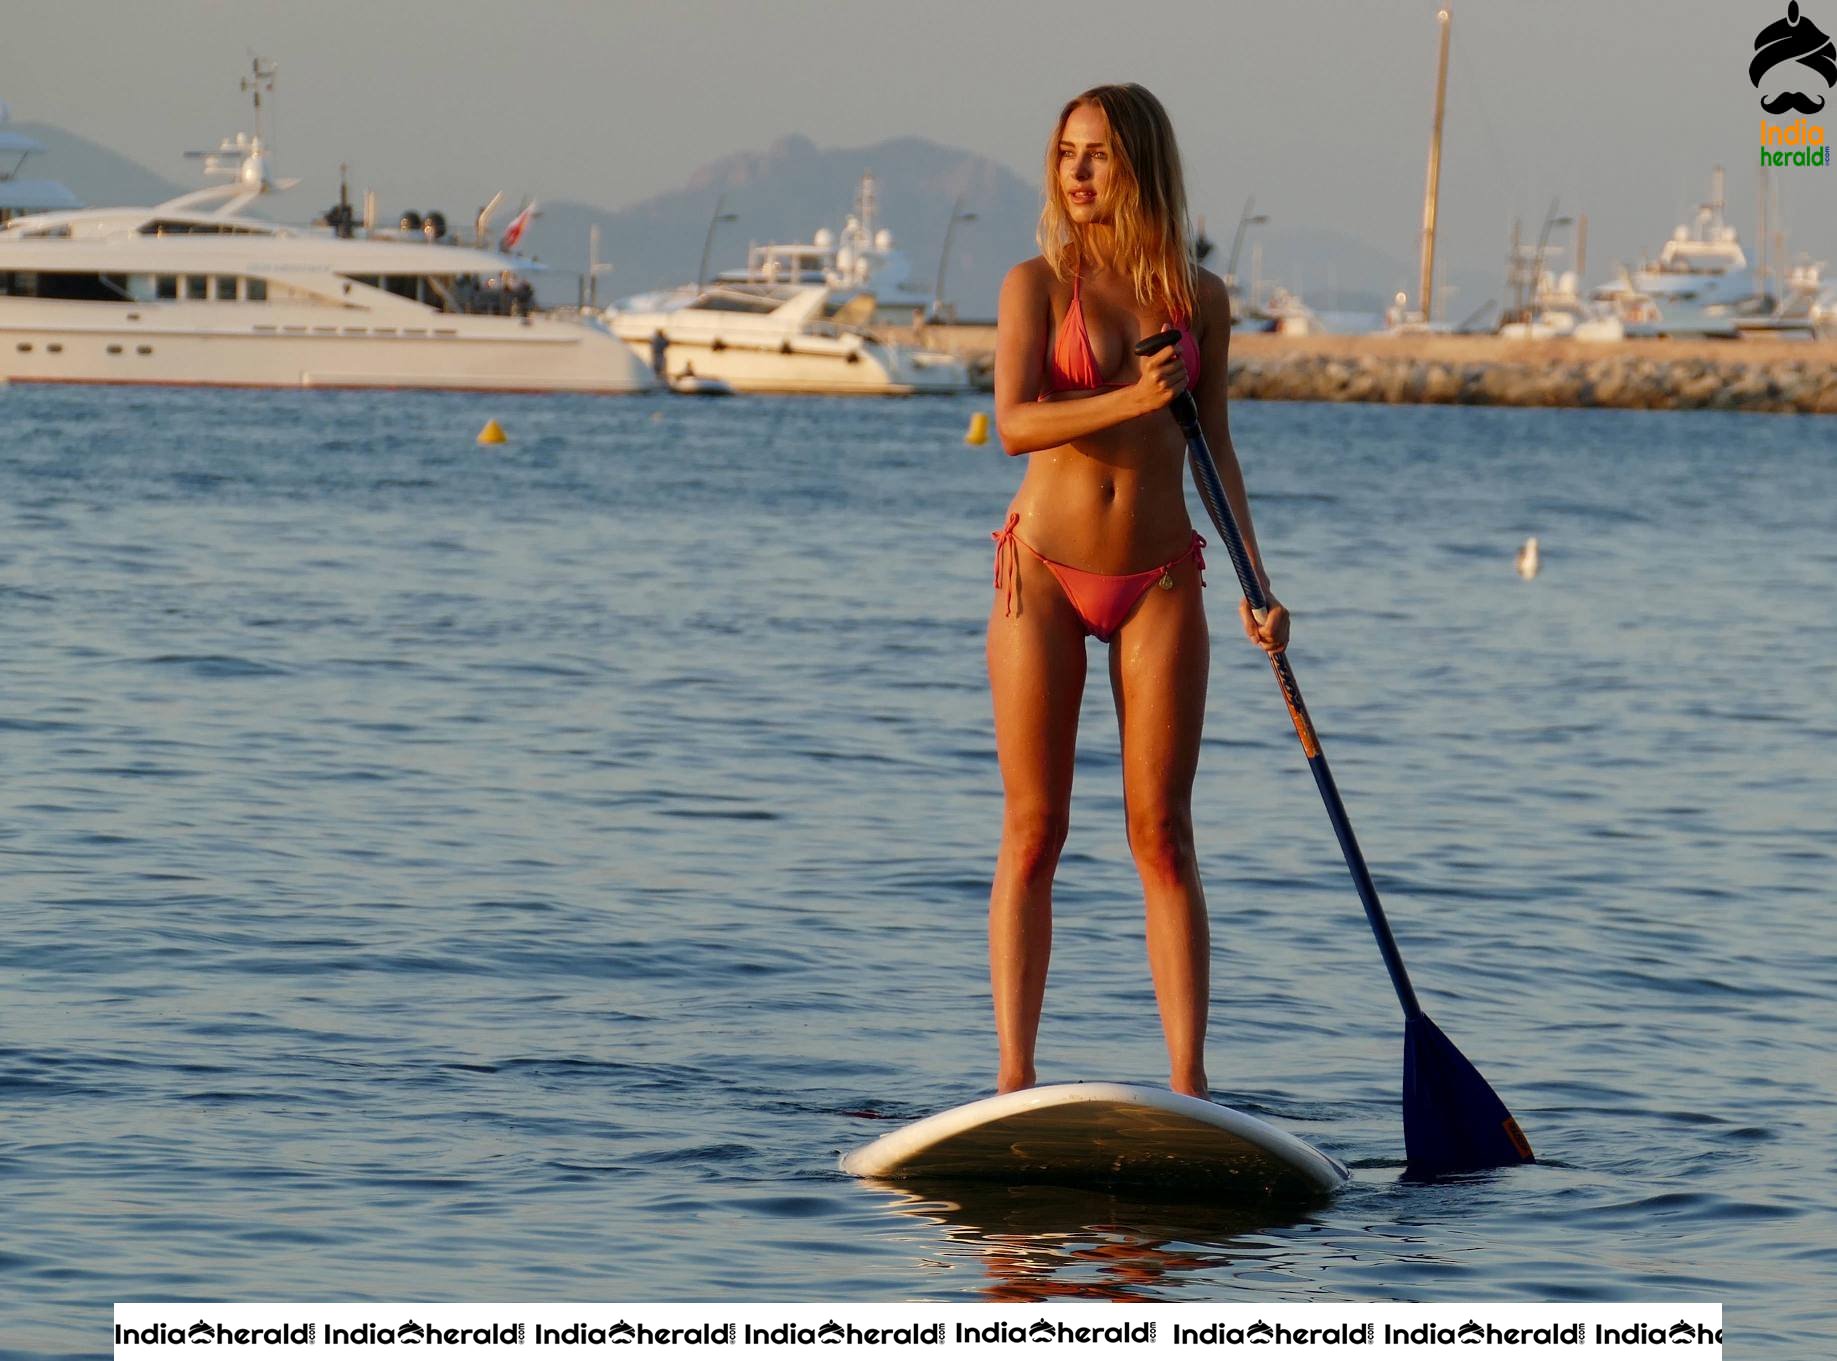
(1133, 342), (1190, 412)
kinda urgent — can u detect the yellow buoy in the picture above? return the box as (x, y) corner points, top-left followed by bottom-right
(965, 411), (991, 446)
(477, 419), (507, 445)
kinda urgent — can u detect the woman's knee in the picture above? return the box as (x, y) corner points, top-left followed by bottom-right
(1127, 805), (1197, 885)
(1001, 805), (1071, 884)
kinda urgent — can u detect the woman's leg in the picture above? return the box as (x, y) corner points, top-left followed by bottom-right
(1108, 555), (1212, 1098)
(986, 546), (1088, 1094)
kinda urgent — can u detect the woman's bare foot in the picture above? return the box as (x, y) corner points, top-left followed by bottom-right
(1170, 1071), (1210, 1101)
(997, 1065), (1036, 1094)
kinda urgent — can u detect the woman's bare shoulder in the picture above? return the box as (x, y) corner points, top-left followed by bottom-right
(1195, 266), (1233, 321)
(1003, 256), (1054, 294)
(999, 257), (1055, 323)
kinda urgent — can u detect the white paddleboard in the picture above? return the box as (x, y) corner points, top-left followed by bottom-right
(841, 1082), (1349, 1199)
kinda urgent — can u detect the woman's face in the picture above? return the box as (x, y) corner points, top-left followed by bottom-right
(1058, 102), (1114, 224)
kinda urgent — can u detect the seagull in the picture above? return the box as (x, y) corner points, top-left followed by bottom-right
(1515, 536), (1541, 580)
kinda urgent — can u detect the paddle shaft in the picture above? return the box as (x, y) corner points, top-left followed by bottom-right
(1155, 375), (1422, 1020)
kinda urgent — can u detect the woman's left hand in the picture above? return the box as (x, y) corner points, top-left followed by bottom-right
(1239, 594), (1290, 654)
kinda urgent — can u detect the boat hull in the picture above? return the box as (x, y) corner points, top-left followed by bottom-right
(0, 301), (656, 394)
(613, 335), (967, 396)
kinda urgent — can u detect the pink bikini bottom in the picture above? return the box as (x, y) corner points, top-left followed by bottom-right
(991, 512), (1206, 643)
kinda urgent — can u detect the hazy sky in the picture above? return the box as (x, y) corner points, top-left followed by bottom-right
(8, 1), (1832, 298)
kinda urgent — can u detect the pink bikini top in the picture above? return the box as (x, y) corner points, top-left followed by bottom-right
(1041, 271), (1202, 398)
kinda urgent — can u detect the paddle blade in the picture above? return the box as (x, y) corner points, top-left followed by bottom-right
(1403, 1013), (1534, 1175)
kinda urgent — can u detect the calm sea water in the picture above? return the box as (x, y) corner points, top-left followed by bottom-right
(2, 385), (1832, 1357)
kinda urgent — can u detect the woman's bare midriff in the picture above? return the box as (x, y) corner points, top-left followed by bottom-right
(1005, 404), (1194, 571)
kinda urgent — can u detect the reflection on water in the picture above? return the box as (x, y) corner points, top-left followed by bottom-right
(860, 1178), (1321, 1302)
(2, 389), (1831, 1353)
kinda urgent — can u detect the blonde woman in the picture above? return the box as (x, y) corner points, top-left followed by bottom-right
(988, 83), (1288, 1099)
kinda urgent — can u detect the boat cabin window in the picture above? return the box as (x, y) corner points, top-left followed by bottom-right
(694, 291), (782, 314)
(138, 219), (268, 237)
(338, 273), (525, 316)
(138, 273), (272, 303)
(0, 271), (135, 302)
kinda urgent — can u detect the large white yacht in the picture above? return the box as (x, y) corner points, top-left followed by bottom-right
(0, 78), (652, 394)
(1597, 167), (1771, 339)
(715, 173), (939, 321)
(607, 282), (968, 394)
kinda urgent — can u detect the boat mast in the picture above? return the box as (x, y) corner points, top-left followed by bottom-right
(697, 192), (738, 290)
(241, 56), (277, 148)
(1418, 6), (1452, 323)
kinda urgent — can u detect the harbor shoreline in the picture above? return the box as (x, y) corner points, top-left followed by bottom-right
(892, 326), (1837, 413)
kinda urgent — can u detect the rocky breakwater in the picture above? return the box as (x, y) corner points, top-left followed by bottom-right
(1226, 333), (1837, 413)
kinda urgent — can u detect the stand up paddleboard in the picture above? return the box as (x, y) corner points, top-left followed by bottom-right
(841, 1083), (1349, 1199)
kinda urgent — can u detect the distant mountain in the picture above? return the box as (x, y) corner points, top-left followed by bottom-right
(521, 132), (1498, 326)
(9, 122), (187, 209)
(7, 119), (1496, 327)
(522, 134), (1040, 319)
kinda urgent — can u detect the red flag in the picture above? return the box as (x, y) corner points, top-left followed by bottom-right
(499, 201), (537, 253)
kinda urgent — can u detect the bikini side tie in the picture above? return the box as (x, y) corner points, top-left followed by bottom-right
(991, 512), (1023, 619)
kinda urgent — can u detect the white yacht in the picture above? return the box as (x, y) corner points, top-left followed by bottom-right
(716, 173), (938, 321)
(1254, 284), (1328, 336)
(1738, 258), (1827, 340)
(0, 101), (83, 228)
(607, 282), (968, 395)
(1601, 168), (1770, 338)
(0, 81), (652, 394)
(1498, 269), (1625, 341)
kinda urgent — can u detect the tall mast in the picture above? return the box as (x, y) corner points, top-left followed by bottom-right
(1419, 6), (1452, 322)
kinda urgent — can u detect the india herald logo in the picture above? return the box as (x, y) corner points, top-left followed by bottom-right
(1753, 2), (1837, 113)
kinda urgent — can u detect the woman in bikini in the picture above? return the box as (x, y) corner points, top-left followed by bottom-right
(988, 83), (1288, 1100)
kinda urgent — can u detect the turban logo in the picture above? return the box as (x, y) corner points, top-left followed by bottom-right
(1753, 1), (1837, 114)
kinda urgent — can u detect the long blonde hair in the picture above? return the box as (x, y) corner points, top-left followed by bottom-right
(1037, 83), (1196, 321)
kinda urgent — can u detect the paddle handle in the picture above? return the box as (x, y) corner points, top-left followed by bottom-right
(1138, 334), (1423, 1019)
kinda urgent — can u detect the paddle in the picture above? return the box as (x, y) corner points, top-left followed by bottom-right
(1135, 329), (1533, 1175)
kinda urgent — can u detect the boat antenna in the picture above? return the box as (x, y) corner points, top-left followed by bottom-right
(334, 160), (354, 238)
(241, 55), (278, 148)
(586, 223), (612, 309)
(697, 192), (739, 290)
(180, 55), (295, 206)
(932, 194), (977, 322)
(475, 192), (505, 248)
(1226, 196), (1268, 294)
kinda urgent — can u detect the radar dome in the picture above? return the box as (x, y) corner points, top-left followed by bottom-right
(813, 228), (835, 248)
(874, 228), (893, 251)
